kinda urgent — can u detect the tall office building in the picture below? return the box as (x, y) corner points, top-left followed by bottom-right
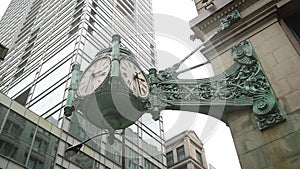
(0, 0), (165, 169)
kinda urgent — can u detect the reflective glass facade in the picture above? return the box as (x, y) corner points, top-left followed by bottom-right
(0, 96), (59, 169)
(0, 0), (165, 169)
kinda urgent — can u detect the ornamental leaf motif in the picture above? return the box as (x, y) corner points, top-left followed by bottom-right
(147, 40), (285, 130)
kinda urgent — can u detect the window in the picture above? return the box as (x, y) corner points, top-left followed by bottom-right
(14, 87), (31, 106)
(69, 25), (79, 36)
(21, 51), (31, 60)
(73, 9), (83, 18)
(196, 150), (203, 164)
(144, 158), (159, 169)
(25, 43), (34, 52)
(141, 130), (163, 162)
(75, 1), (84, 10)
(0, 140), (17, 158)
(3, 120), (23, 136)
(71, 18), (80, 27)
(116, 0), (134, 17)
(179, 164), (187, 169)
(8, 70), (36, 97)
(29, 84), (65, 116)
(166, 151), (174, 166)
(32, 136), (49, 152)
(31, 28), (40, 36)
(17, 59), (28, 69)
(83, 40), (98, 58)
(0, 104), (9, 126)
(176, 146), (185, 162)
(125, 147), (139, 169)
(141, 113), (160, 135)
(40, 41), (74, 74)
(105, 139), (122, 165)
(33, 59), (71, 98)
(13, 69), (24, 80)
(125, 124), (138, 145)
(28, 35), (37, 44)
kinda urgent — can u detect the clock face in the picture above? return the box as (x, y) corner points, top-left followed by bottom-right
(120, 58), (149, 98)
(77, 57), (110, 97)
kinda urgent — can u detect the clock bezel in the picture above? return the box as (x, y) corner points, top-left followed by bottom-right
(119, 56), (150, 99)
(76, 56), (111, 97)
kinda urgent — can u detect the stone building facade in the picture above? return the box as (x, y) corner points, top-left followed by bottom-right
(190, 0), (300, 168)
(165, 131), (208, 169)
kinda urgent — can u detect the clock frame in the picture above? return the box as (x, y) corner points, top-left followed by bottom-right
(77, 56), (111, 97)
(119, 57), (150, 99)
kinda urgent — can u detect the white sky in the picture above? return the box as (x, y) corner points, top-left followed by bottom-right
(0, 0), (241, 169)
(152, 0), (241, 169)
(0, 1), (10, 19)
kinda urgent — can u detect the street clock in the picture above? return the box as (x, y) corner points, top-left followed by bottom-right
(73, 35), (149, 131)
(65, 31), (284, 134)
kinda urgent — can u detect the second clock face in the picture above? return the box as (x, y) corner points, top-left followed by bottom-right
(77, 57), (111, 97)
(120, 58), (149, 98)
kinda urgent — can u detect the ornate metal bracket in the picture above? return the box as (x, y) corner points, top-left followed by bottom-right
(147, 40), (285, 130)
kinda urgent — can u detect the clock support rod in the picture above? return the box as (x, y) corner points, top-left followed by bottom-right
(64, 63), (81, 117)
(167, 32), (217, 74)
(111, 34), (121, 78)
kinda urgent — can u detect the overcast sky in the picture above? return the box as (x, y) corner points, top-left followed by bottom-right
(152, 1), (241, 169)
(0, 0), (241, 169)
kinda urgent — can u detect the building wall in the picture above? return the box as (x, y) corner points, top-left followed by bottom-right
(0, 0), (165, 169)
(0, 92), (166, 169)
(165, 131), (208, 169)
(190, 0), (300, 168)
(0, 0), (156, 122)
(226, 18), (300, 169)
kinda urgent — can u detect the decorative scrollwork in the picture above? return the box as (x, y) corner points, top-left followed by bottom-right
(147, 40), (285, 130)
(253, 92), (276, 116)
(232, 41), (256, 65)
(256, 109), (284, 129)
(253, 92), (285, 129)
(218, 10), (241, 32)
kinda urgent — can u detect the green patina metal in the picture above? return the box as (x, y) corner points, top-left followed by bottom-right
(72, 35), (148, 130)
(65, 32), (285, 130)
(111, 34), (121, 78)
(64, 63), (81, 117)
(217, 10), (241, 32)
(232, 41), (285, 129)
(147, 40), (285, 130)
(0, 43), (9, 61)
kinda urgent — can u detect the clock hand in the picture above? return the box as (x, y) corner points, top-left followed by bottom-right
(134, 72), (142, 95)
(137, 77), (145, 82)
(94, 71), (107, 77)
(134, 72), (145, 82)
(137, 77), (142, 94)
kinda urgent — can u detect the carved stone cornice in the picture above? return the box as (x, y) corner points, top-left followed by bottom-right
(217, 9), (241, 32)
(190, 0), (259, 34)
(200, 4), (280, 60)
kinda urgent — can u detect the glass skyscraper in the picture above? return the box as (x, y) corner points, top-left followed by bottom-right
(0, 0), (165, 169)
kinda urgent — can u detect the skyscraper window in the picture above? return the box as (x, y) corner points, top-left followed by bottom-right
(0, 0), (164, 169)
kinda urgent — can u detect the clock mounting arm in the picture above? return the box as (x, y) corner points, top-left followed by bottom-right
(146, 40), (285, 130)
